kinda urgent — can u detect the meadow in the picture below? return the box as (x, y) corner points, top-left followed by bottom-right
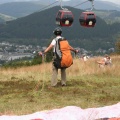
(0, 55), (120, 115)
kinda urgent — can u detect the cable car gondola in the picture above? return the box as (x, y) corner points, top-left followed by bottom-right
(56, 10), (74, 27)
(79, 11), (96, 27)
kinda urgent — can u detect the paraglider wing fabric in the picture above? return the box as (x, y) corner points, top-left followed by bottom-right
(0, 103), (120, 120)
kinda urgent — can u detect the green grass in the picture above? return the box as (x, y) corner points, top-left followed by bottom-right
(0, 75), (120, 115)
(0, 56), (120, 115)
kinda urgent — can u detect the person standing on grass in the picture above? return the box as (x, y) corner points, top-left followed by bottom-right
(39, 27), (78, 87)
(81, 54), (89, 62)
(97, 54), (112, 68)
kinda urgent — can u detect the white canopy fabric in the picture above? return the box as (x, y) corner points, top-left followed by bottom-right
(0, 102), (120, 120)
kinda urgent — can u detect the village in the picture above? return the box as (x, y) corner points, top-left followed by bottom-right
(0, 42), (41, 64)
(0, 41), (115, 65)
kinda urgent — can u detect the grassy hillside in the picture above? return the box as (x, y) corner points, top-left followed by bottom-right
(0, 13), (15, 23)
(0, 55), (120, 115)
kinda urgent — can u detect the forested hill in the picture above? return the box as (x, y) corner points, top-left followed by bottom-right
(0, 6), (120, 50)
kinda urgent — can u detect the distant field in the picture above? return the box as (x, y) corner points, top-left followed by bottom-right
(0, 55), (120, 115)
(0, 13), (15, 22)
(95, 10), (120, 24)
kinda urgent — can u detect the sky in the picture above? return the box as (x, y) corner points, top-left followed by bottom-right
(100, 0), (120, 5)
(0, 0), (120, 5)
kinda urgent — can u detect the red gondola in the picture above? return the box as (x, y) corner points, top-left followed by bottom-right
(56, 10), (74, 27)
(79, 11), (96, 27)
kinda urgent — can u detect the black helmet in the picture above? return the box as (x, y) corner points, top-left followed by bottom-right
(53, 27), (62, 35)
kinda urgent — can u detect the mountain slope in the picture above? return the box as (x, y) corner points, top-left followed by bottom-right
(0, 0), (120, 19)
(63, 0), (120, 11)
(94, 10), (120, 23)
(0, 2), (45, 18)
(0, 6), (109, 39)
(0, 13), (15, 23)
(0, 6), (120, 51)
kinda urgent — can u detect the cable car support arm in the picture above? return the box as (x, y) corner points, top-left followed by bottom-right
(59, 0), (68, 10)
(89, 0), (94, 11)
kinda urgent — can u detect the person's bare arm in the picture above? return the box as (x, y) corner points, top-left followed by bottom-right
(44, 44), (54, 54)
(39, 44), (54, 55)
(97, 59), (105, 65)
(69, 45), (79, 53)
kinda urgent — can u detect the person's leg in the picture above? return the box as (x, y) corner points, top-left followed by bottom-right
(61, 68), (66, 86)
(51, 64), (58, 86)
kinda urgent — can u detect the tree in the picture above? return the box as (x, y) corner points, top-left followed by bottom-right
(115, 37), (120, 54)
(45, 50), (53, 62)
(31, 53), (42, 65)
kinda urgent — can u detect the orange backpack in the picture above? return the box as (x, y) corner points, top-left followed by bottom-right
(53, 37), (73, 68)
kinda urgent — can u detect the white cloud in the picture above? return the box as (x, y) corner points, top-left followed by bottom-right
(97, 0), (120, 5)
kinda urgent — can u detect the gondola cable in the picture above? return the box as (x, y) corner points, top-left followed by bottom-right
(73, 0), (89, 8)
(36, 0), (96, 27)
(38, 1), (59, 12)
(73, 0), (94, 11)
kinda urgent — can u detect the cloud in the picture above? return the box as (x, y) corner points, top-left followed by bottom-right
(100, 0), (120, 5)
